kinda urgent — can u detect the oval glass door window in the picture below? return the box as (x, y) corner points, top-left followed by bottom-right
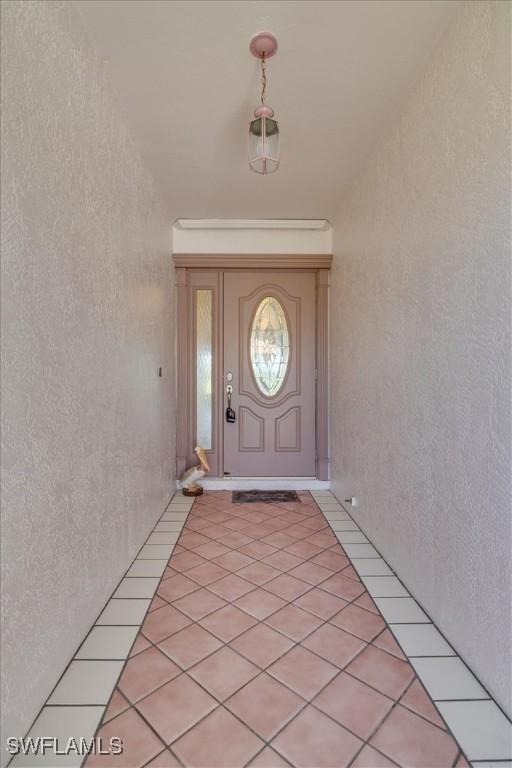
(250, 296), (290, 397)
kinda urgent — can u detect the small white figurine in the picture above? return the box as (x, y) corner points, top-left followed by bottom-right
(179, 446), (210, 496)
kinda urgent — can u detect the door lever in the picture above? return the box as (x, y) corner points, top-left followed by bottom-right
(225, 384), (236, 423)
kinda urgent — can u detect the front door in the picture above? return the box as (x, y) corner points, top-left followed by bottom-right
(223, 271), (316, 476)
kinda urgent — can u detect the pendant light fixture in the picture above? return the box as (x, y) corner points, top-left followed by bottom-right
(249, 32), (279, 174)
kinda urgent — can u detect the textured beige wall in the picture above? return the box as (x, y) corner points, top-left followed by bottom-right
(0, 0), (176, 746)
(330, 1), (511, 715)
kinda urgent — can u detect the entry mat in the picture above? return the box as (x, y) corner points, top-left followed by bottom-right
(232, 490), (300, 504)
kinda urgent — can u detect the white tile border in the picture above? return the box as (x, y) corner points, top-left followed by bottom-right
(320, 489), (512, 762)
(14, 488), (512, 766)
(13, 491), (188, 761)
(10, 706), (105, 767)
(437, 701), (512, 761)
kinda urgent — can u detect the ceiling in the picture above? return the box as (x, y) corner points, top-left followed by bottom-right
(75, 0), (458, 220)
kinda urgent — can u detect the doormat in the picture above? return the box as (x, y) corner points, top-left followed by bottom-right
(232, 490), (300, 504)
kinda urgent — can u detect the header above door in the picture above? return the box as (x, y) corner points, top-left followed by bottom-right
(173, 253), (333, 270)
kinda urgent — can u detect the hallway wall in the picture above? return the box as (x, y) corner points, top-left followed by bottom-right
(0, 0), (176, 748)
(330, 0), (511, 716)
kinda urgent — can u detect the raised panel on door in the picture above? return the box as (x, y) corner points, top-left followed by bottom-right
(223, 271), (316, 476)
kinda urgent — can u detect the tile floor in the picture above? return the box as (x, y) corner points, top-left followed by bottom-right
(15, 491), (512, 768)
(88, 491), (465, 768)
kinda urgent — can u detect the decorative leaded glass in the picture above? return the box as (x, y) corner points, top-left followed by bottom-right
(196, 290), (212, 449)
(250, 296), (290, 397)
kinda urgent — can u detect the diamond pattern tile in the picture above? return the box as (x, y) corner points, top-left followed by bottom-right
(118, 647), (181, 703)
(271, 705), (363, 768)
(198, 603), (258, 642)
(313, 671), (394, 739)
(268, 645), (338, 699)
(226, 673), (304, 740)
(85, 491), (465, 768)
(302, 623), (366, 668)
(264, 603), (323, 641)
(346, 644), (415, 699)
(157, 623), (222, 669)
(172, 706), (263, 768)
(230, 623), (294, 668)
(370, 704), (459, 766)
(135, 674), (216, 744)
(188, 646), (259, 700)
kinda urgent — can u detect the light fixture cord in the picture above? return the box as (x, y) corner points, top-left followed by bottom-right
(260, 53), (267, 105)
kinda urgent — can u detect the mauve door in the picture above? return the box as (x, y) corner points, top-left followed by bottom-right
(223, 271), (316, 476)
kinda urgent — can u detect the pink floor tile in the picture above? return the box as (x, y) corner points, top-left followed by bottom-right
(102, 689), (130, 723)
(350, 745), (399, 767)
(247, 746), (292, 767)
(399, 678), (447, 729)
(268, 645), (338, 700)
(319, 572), (366, 601)
(294, 587), (348, 619)
(171, 587), (227, 620)
(145, 750), (181, 767)
(346, 644), (415, 700)
(313, 671), (394, 740)
(372, 629), (407, 660)
(87, 707), (164, 767)
(261, 532), (296, 549)
(218, 531), (254, 548)
(157, 622), (222, 669)
(200, 524), (231, 540)
(288, 561), (333, 585)
(354, 592), (379, 614)
(184, 561), (230, 586)
(170, 551), (208, 573)
(370, 705), (459, 767)
(179, 532), (211, 550)
(198, 603), (258, 642)
(135, 674), (216, 744)
(240, 540), (279, 559)
(129, 635), (151, 657)
(237, 561), (283, 584)
(88, 491), (466, 768)
(284, 540), (324, 559)
(192, 540), (231, 559)
(330, 602), (386, 641)
(157, 574), (198, 602)
(285, 523), (315, 539)
(212, 550), (255, 571)
(226, 672), (304, 740)
(302, 623), (366, 668)
(230, 622), (294, 668)
(234, 587), (287, 619)
(265, 603), (323, 641)
(342, 564), (362, 581)
(206, 572), (255, 600)
(118, 647), (181, 703)
(271, 705), (363, 768)
(264, 573), (312, 601)
(262, 551), (305, 572)
(188, 646), (259, 700)
(141, 605), (192, 644)
(172, 706), (264, 767)
(149, 595), (166, 613)
(311, 550), (350, 571)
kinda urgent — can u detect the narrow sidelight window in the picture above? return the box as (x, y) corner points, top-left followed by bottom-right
(196, 289), (212, 449)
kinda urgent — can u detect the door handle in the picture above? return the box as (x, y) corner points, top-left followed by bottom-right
(226, 384), (236, 423)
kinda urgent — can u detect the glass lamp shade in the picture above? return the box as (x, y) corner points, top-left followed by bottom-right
(249, 116), (279, 174)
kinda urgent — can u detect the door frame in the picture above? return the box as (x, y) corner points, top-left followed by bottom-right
(174, 253), (332, 480)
